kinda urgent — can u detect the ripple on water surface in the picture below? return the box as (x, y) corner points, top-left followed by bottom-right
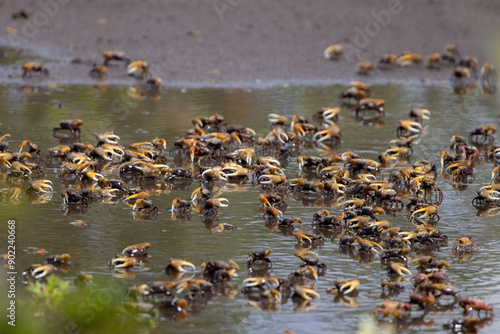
(0, 83), (499, 333)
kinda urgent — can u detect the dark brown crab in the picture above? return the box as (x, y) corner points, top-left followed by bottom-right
(247, 248), (272, 266)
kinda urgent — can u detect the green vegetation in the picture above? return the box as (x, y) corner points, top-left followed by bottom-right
(1, 276), (155, 334)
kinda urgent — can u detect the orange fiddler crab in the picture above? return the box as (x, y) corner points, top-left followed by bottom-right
(460, 297), (493, 316)
(397, 53), (422, 67)
(374, 299), (412, 319)
(89, 64), (108, 79)
(53, 119), (84, 136)
(22, 62), (49, 78)
(426, 53), (441, 69)
(165, 258), (196, 273)
(377, 53), (398, 70)
(293, 285), (320, 301)
(357, 61), (373, 75)
(327, 279), (360, 295)
(451, 236), (478, 251)
(470, 125), (497, 143)
(323, 44), (343, 60)
(102, 51), (130, 66)
(127, 60), (149, 79)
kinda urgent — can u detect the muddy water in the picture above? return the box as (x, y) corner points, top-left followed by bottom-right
(0, 82), (500, 333)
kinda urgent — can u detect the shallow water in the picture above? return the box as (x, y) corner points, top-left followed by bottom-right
(0, 82), (500, 334)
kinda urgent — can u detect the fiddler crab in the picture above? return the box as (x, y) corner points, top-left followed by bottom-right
(374, 299), (412, 319)
(29, 179), (53, 193)
(451, 236), (479, 252)
(122, 242), (151, 257)
(102, 51), (130, 66)
(294, 231), (325, 245)
(459, 297), (494, 317)
(247, 248), (272, 266)
(326, 279), (360, 295)
(293, 285), (320, 301)
(22, 62), (49, 78)
(294, 250), (327, 271)
(323, 44), (343, 60)
(53, 119), (84, 136)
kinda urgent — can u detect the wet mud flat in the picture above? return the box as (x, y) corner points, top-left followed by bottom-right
(0, 0), (500, 86)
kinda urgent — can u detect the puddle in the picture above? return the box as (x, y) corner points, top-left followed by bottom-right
(0, 82), (499, 334)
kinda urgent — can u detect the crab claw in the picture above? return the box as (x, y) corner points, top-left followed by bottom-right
(152, 138), (167, 150)
(410, 108), (431, 120)
(234, 148), (254, 166)
(202, 168), (228, 182)
(122, 242), (151, 256)
(32, 264), (55, 279)
(367, 240), (384, 253)
(9, 187), (21, 200)
(323, 107), (341, 119)
(101, 144), (125, 158)
(302, 266), (319, 281)
(109, 257), (137, 268)
(30, 179), (53, 193)
(97, 132), (120, 145)
(399, 120), (422, 134)
(491, 167), (500, 183)
(478, 189), (500, 200)
(85, 170), (104, 181)
(389, 262), (412, 276)
(294, 250), (317, 262)
(124, 191), (150, 201)
(127, 60), (148, 75)
(168, 259), (195, 272)
(343, 198), (365, 209)
(132, 198), (150, 211)
(259, 174), (287, 185)
(175, 282), (190, 294)
(99, 188), (120, 197)
(222, 166), (249, 178)
(313, 125), (341, 142)
(230, 132), (242, 145)
(259, 194), (273, 207)
(11, 161), (31, 174)
(62, 191), (70, 205)
(294, 231), (312, 244)
(92, 147), (113, 161)
(206, 198), (229, 208)
(268, 113), (288, 125)
(171, 198), (191, 212)
(243, 277), (267, 288)
(324, 180), (346, 194)
(410, 205), (437, 220)
(264, 207), (282, 218)
(337, 279), (360, 294)
(293, 285), (320, 301)
(191, 187), (210, 201)
(398, 231), (417, 242)
(0, 134), (11, 142)
(262, 289), (282, 303)
(257, 156), (281, 167)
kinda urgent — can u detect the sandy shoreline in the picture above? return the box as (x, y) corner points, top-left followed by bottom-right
(0, 0), (499, 87)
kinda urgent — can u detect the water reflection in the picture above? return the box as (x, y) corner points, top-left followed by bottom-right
(0, 82), (499, 333)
